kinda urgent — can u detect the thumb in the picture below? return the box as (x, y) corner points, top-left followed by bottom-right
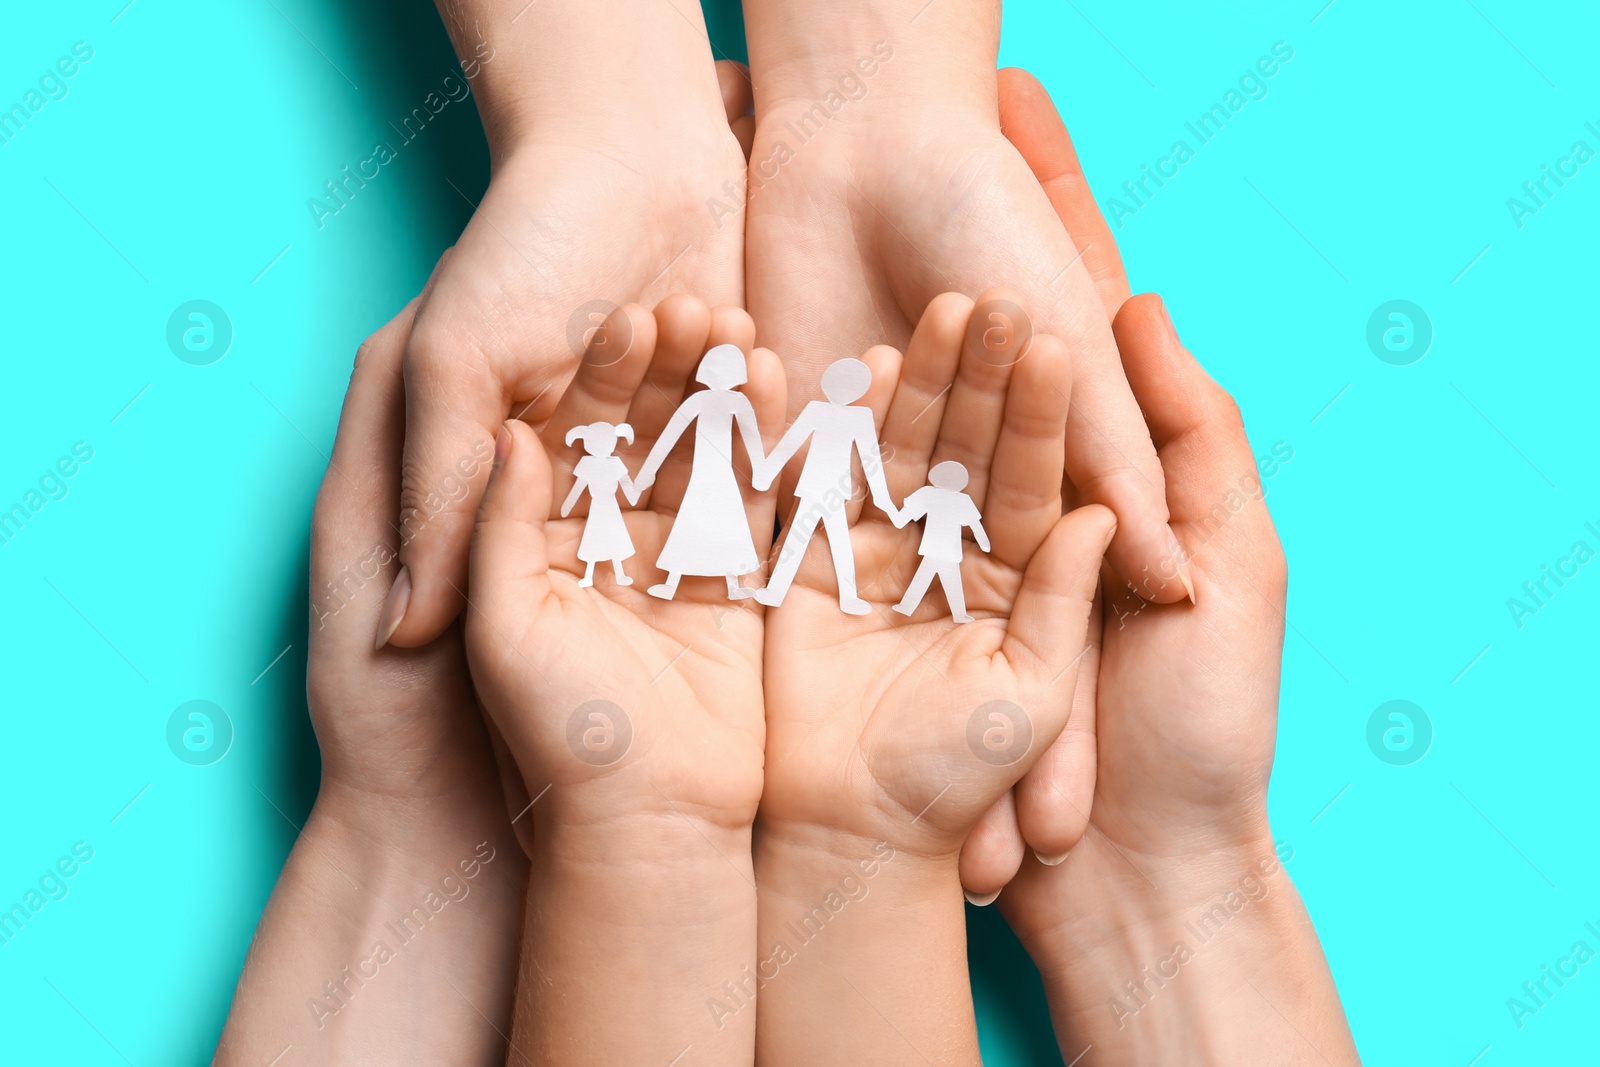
(467, 420), (555, 659)
(1002, 504), (1115, 748)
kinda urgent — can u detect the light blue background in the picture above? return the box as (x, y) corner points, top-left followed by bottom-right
(2, 1), (1595, 1063)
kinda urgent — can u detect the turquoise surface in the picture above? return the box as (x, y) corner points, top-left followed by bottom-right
(2, 1), (1595, 1063)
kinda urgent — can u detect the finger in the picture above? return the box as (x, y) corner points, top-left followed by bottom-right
(541, 303), (657, 433)
(707, 302), (757, 356)
(996, 86), (1190, 606)
(389, 316), (508, 647)
(1002, 505), (1115, 740)
(1061, 327), (1190, 606)
(1114, 294), (1281, 589)
(984, 333), (1071, 569)
(1012, 583), (1101, 862)
(317, 299), (418, 655)
(540, 303), (657, 516)
(626, 294), (713, 510)
(880, 292), (972, 501)
(843, 344), (902, 525)
(930, 287), (1028, 513)
(998, 67), (1131, 316)
(959, 790), (1026, 903)
(715, 59), (756, 161)
(1116, 294), (1248, 457)
(466, 421), (555, 667)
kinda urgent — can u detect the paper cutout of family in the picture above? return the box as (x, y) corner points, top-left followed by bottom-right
(561, 421), (640, 588)
(563, 349), (987, 622)
(632, 344), (767, 601)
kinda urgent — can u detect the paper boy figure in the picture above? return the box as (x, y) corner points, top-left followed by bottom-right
(892, 460), (989, 623)
(561, 421), (640, 588)
(753, 358), (899, 615)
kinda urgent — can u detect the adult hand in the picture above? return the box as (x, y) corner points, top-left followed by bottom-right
(998, 296), (1358, 1065)
(215, 286), (527, 1065)
(959, 67), (1138, 898)
(742, 1), (1192, 619)
(381, 2), (752, 648)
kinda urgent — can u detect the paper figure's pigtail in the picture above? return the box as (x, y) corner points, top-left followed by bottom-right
(615, 423), (634, 446)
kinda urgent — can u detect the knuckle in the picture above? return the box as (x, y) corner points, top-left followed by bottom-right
(1210, 387), (1247, 432)
(406, 312), (497, 384)
(1261, 541), (1289, 600)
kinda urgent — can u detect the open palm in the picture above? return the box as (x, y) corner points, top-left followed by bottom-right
(759, 291), (1114, 852)
(464, 297), (784, 829)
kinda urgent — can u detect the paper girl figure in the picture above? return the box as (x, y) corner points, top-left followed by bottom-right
(891, 460), (989, 623)
(561, 421), (640, 588)
(632, 344), (767, 601)
(753, 358), (900, 615)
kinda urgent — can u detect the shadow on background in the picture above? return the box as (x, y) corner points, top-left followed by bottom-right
(968, 903), (1065, 1065)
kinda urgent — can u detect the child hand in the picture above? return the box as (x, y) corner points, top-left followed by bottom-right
(753, 290), (1114, 1064)
(465, 294), (782, 829)
(761, 288), (1111, 845)
(462, 294), (784, 1064)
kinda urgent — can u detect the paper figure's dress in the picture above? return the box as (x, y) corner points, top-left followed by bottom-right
(574, 454), (635, 564)
(655, 392), (758, 576)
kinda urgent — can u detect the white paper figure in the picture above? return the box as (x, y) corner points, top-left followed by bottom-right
(753, 358), (900, 615)
(562, 421), (640, 588)
(892, 461), (989, 623)
(633, 344), (767, 601)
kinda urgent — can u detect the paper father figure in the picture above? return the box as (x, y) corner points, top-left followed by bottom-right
(632, 344), (767, 601)
(562, 421), (641, 588)
(754, 358), (899, 615)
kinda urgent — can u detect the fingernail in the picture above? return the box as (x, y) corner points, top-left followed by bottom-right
(375, 566), (411, 650)
(1034, 849), (1069, 867)
(1168, 526), (1196, 605)
(964, 889), (1001, 907)
(1159, 297), (1178, 341)
(494, 422), (514, 466)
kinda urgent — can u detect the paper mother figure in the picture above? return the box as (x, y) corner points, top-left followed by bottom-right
(753, 358), (900, 615)
(632, 344), (767, 601)
(891, 460), (989, 623)
(561, 421), (641, 588)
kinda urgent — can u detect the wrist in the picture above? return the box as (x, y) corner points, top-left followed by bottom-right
(215, 792), (526, 1065)
(1016, 829), (1292, 973)
(755, 819), (938, 897)
(752, 821), (980, 1065)
(515, 816), (758, 1064)
(441, 1), (732, 164)
(306, 784), (527, 904)
(743, 0), (998, 120)
(533, 809), (753, 879)
(1008, 829), (1360, 1066)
